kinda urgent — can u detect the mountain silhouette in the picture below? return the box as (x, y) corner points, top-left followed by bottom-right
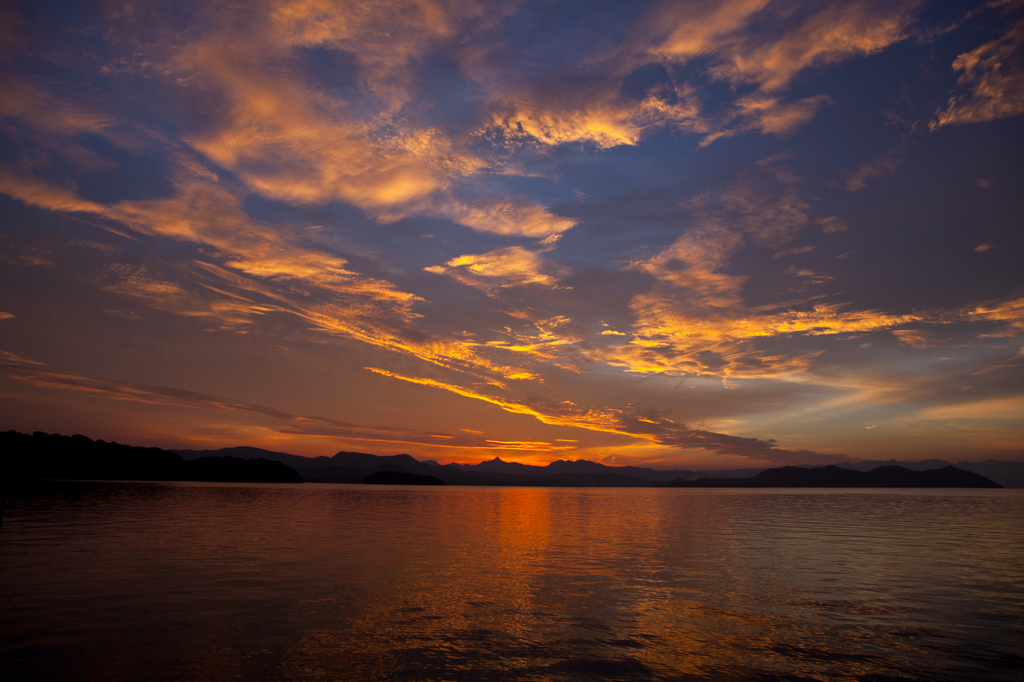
(5, 430), (1017, 488)
(837, 459), (1024, 488)
(174, 446), (332, 474)
(667, 465), (1001, 488)
(169, 446), (1023, 488)
(364, 471), (447, 485)
(2, 430), (301, 483)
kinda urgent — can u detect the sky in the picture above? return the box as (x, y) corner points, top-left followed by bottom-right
(0, 0), (1022, 469)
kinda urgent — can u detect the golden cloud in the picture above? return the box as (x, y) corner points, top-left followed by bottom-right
(426, 245), (569, 292)
(967, 297), (1024, 335)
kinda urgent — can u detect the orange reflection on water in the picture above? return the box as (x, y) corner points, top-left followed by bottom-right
(3, 483), (1022, 681)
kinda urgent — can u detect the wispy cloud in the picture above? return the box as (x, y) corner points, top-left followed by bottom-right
(846, 154), (902, 192)
(0, 362), (577, 453)
(932, 18), (1024, 129)
(892, 329), (943, 349)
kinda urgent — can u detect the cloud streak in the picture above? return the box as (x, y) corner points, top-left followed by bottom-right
(0, 362), (576, 453)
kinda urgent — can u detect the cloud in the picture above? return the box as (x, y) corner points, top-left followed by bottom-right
(426, 245), (569, 292)
(0, 77), (112, 136)
(704, 1), (920, 92)
(100, 264), (276, 330)
(917, 394), (1024, 420)
(632, 224), (746, 309)
(932, 19), (1024, 128)
(0, 312), (14, 320)
(485, 97), (649, 150)
(975, 243), (994, 252)
(0, 351), (42, 365)
(892, 328), (943, 349)
(472, 0), (923, 153)
(967, 296), (1024, 335)
(772, 245), (815, 260)
(0, 0), (927, 241)
(103, 309), (145, 320)
(367, 366), (852, 464)
(817, 217), (848, 233)
(0, 362), (576, 452)
(0, 1), (568, 245)
(169, 2), (466, 209)
(417, 195), (577, 239)
(785, 264), (832, 284)
(0, 167), (417, 311)
(1, 162), (580, 387)
(599, 161), (912, 378)
(846, 154), (902, 192)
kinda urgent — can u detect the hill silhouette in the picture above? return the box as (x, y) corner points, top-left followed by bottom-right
(667, 465), (1001, 488)
(837, 459), (1024, 488)
(1, 430), (301, 483)
(174, 446), (333, 474)
(364, 471), (447, 485)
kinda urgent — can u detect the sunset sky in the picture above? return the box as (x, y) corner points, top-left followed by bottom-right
(1, 0), (1021, 469)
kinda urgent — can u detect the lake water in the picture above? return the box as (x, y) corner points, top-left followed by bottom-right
(1, 482), (1022, 681)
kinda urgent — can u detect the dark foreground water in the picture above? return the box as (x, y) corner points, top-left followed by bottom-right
(1, 482), (1021, 681)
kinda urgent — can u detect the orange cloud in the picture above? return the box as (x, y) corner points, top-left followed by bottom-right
(426, 245), (569, 293)
(891, 329), (943, 349)
(86, 0), (568, 243)
(0, 167), (557, 384)
(967, 297), (1024, 335)
(415, 195), (576, 239)
(0, 77), (112, 136)
(702, 1), (920, 93)
(932, 19), (1024, 129)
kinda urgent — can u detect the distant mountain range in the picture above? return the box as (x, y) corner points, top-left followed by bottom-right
(667, 465), (1001, 488)
(177, 447), (1021, 487)
(2, 429), (1017, 488)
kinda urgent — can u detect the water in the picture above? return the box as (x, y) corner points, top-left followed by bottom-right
(1, 482), (1021, 681)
